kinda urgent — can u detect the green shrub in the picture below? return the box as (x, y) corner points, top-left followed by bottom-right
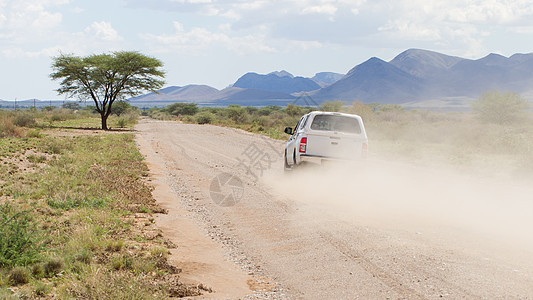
(13, 113), (36, 128)
(227, 105), (248, 123)
(195, 111), (215, 124)
(285, 104), (303, 116)
(165, 103), (199, 116)
(0, 204), (42, 267)
(111, 101), (136, 116)
(257, 105), (282, 116)
(50, 114), (65, 122)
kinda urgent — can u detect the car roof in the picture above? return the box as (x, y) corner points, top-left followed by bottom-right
(307, 111), (362, 119)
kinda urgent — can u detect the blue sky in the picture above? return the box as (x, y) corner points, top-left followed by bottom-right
(2, 0), (533, 100)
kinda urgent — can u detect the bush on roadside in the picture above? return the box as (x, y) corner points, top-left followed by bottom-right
(195, 111), (215, 124)
(472, 90), (530, 124)
(285, 104), (303, 116)
(227, 105), (248, 124)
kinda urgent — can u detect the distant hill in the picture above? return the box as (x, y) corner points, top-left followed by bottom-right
(128, 84), (294, 108)
(389, 49), (463, 78)
(212, 87), (294, 106)
(130, 85), (219, 103)
(311, 57), (425, 103)
(312, 72), (344, 87)
(233, 71), (321, 94)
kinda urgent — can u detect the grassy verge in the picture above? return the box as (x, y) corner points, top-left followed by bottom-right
(0, 110), (201, 298)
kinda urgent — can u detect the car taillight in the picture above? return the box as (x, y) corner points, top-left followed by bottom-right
(362, 142), (368, 158)
(299, 137), (307, 153)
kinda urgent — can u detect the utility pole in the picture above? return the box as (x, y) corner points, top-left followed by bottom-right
(14, 98), (17, 110)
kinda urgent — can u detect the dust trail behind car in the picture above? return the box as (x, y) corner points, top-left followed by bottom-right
(263, 157), (533, 265)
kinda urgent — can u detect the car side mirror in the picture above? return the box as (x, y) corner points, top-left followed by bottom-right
(284, 127), (293, 135)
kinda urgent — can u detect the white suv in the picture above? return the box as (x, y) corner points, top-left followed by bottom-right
(283, 111), (368, 170)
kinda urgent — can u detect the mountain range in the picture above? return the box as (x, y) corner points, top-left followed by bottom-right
(129, 49), (533, 108)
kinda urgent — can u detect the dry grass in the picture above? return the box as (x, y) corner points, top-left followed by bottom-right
(0, 114), (24, 138)
(0, 110), (200, 299)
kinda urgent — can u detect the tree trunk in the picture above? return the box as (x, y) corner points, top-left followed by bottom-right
(101, 113), (108, 130)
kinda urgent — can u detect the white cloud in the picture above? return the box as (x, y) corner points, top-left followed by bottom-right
(141, 22), (276, 55)
(0, 13), (6, 28)
(84, 21), (123, 42)
(301, 4), (338, 16)
(0, 0), (65, 42)
(71, 6), (84, 13)
(378, 19), (442, 41)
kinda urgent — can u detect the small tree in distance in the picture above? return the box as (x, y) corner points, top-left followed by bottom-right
(50, 51), (165, 130)
(471, 90), (530, 124)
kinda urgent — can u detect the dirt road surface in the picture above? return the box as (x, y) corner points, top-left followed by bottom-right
(136, 118), (533, 299)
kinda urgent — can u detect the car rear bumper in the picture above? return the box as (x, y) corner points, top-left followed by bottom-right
(299, 154), (364, 165)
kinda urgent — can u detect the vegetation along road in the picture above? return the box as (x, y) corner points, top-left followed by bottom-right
(136, 118), (533, 299)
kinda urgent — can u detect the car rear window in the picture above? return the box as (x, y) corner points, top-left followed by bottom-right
(310, 115), (362, 134)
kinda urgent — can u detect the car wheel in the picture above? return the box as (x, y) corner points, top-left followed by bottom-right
(284, 149), (292, 172)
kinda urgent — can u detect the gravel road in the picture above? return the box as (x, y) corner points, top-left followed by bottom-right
(136, 118), (533, 299)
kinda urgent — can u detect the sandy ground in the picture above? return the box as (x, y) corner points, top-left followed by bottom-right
(135, 118), (533, 299)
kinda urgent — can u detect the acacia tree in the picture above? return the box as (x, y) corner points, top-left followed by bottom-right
(50, 51), (165, 130)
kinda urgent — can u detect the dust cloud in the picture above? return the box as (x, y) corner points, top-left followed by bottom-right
(262, 155), (533, 263)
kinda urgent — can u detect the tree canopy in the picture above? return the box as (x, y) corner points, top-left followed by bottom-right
(50, 51), (165, 130)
